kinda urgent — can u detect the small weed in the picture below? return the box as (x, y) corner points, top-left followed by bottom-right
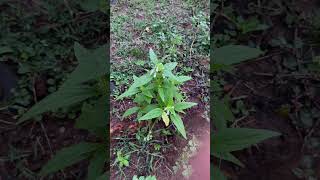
(132, 175), (157, 180)
(116, 150), (130, 168)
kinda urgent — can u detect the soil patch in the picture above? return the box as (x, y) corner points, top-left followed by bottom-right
(110, 103), (210, 180)
(0, 112), (96, 179)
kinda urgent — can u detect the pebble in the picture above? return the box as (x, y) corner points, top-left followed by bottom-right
(59, 127), (65, 134)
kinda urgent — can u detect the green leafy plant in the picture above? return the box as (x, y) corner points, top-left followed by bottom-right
(191, 11), (210, 54)
(18, 43), (108, 179)
(132, 175), (157, 180)
(117, 49), (197, 139)
(211, 45), (281, 180)
(236, 16), (269, 34)
(115, 150), (130, 168)
(0, 0), (108, 118)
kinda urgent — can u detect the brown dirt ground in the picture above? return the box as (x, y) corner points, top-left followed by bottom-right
(0, 111), (98, 179)
(110, 101), (210, 180)
(216, 56), (320, 179)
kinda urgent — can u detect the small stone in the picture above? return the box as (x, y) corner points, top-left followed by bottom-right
(59, 127), (65, 134)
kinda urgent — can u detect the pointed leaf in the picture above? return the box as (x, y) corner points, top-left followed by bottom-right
(213, 45), (264, 65)
(212, 165), (227, 180)
(75, 96), (107, 138)
(122, 107), (140, 118)
(138, 108), (163, 121)
(39, 142), (100, 176)
(140, 104), (158, 114)
(0, 46), (13, 55)
(170, 113), (187, 139)
(87, 146), (107, 180)
(213, 97), (233, 130)
(142, 90), (153, 98)
(212, 151), (244, 167)
(212, 128), (280, 153)
(158, 87), (165, 102)
(175, 76), (192, 83)
(19, 85), (95, 123)
(116, 87), (139, 100)
(163, 81), (174, 105)
(174, 102), (197, 112)
(163, 69), (176, 79)
(164, 62), (177, 71)
(131, 74), (153, 89)
(149, 48), (158, 64)
(65, 43), (107, 86)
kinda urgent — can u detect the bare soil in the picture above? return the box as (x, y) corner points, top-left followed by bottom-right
(188, 127), (210, 180)
(217, 56), (319, 179)
(0, 111), (97, 179)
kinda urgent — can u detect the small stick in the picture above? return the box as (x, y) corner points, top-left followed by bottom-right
(0, 119), (15, 125)
(40, 122), (54, 156)
(231, 115), (249, 128)
(231, 95), (248, 101)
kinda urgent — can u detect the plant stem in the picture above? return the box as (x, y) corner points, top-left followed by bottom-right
(149, 119), (158, 134)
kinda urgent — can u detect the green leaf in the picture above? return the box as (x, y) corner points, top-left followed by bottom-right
(175, 76), (192, 83)
(132, 74), (153, 89)
(174, 91), (183, 102)
(79, 0), (103, 12)
(149, 48), (158, 64)
(212, 165), (227, 180)
(142, 90), (153, 98)
(213, 97), (234, 130)
(18, 85), (95, 123)
(0, 46), (13, 55)
(75, 96), (107, 138)
(123, 159), (129, 166)
(164, 62), (177, 71)
(18, 43), (108, 123)
(96, 174), (108, 180)
(213, 45), (264, 65)
(146, 176), (157, 180)
(39, 142), (100, 176)
(170, 113), (187, 139)
(138, 108), (163, 121)
(87, 146), (107, 180)
(117, 87), (139, 100)
(123, 107), (140, 118)
(212, 152), (244, 167)
(134, 93), (152, 104)
(141, 104), (158, 114)
(163, 81), (174, 105)
(174, 102), (197, 112)
(163, 69), (176, 79)
(65, 43), (107, 86)
(212, 128), (280, 153)
(158, 87), (165, 102)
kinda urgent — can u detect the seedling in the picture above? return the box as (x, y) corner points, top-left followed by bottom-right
(132, 175), (157, 180)
(115, 150), (130, 168)
(117, 49), (197, 139)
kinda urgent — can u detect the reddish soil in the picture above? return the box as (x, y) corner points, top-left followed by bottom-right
(215, 55), (320, 179)
(188, 131), (210, 180)
(0, 111), (98, 179)
(110, 98), (210, 180)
